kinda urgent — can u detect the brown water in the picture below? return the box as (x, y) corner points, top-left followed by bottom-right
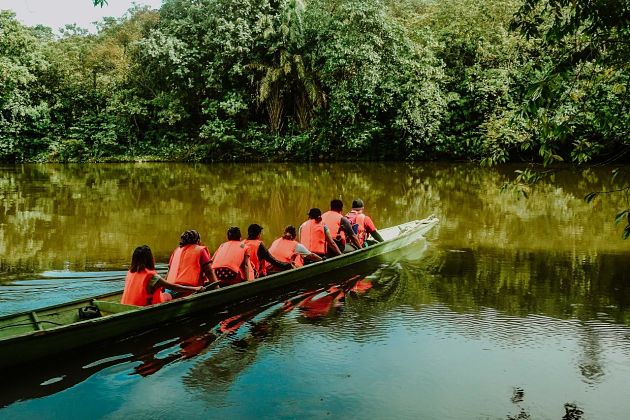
(1, 163), (629, 419)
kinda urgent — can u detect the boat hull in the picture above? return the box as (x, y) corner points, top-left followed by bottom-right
(0, 217), (437, 369)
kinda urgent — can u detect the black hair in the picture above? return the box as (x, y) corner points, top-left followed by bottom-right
(308, 208), (322, 221)
(330, 199), (343, 212)
(247, 224), (263, 239)
(130, 245), (155, 272)
(180, 230), (201, 247)
(352, 198), (364, 209)
(282, 225), (297, 240)
(227, 226), (242, 241)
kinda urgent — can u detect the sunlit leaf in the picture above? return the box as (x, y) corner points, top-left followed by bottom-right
(611, 168), (622, 184)
(614, 210), (628, 225)
(584, 192), (599, 203)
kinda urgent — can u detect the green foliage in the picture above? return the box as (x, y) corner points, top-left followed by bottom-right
(508, 0), (630, 239)
(0, 11), (51, 161)
(306, 0), (446, 159)
(0, 0), (628, 164)
(511, 0), (630, 166)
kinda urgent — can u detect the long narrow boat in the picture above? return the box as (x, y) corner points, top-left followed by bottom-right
(0, 216), (438, 369)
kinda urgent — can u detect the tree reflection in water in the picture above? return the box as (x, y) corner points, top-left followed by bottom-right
(1, 163), (630, 417)
(1, 162), (628, 277)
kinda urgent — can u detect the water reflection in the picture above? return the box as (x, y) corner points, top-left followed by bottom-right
(0, 268), (376, 408)
(1, 163), (627, 279)
(424, 247), (630, 324)
(2, 163), (630, 418)
(1, 251), (630, 417)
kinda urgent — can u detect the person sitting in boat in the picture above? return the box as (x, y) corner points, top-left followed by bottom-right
(267, 225), (322, 272)
(345, 198), (384, 250)
(166, 230), (218, 296)
(244, 223), (292, 278)
(322, 199), (361, 254)
(121, 245), (203, 306)
(299, 208), (341, 259)
(212, 227), (253, 286)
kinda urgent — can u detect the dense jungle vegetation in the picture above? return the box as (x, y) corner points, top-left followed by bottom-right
(0, 0), (628, 163)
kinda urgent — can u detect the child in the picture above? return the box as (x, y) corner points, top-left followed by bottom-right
(121, 245), (203, 306)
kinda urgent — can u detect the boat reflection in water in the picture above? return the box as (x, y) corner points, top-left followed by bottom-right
(2, 223), (630, 417)
(0, 259), (397, 408)
(181, 269), (387, 404)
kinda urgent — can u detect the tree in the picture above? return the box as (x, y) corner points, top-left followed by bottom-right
(305, 0), (446, 159)
(0, 11), (50, 160)
(420, 0), (538, 163)
(509, 0), (630, 237)
(247, 0), (325, 133)
(510, 0), (630, 166)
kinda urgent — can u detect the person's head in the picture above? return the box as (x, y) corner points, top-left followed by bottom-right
(227, 226), (242, 241)
(330, 199), (343, 212)
(308, 207), (322, 222)
(282, 225), (297, 240)
(130, 245), (155, 272)
(179, 229), (201, 247)
(247, 223), (263, 240)
(352, 198), (364, 210)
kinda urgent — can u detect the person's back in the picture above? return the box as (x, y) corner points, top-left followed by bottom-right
(268, 237), (303, 269)
(122, 267), (161, 306)
(244, 223), (291, 277)
(168, 244), (205, 286)
(267, 225), (322, 272)
(244, 238), (263, 276)
(166, 230), (214, 288)
(212, 227), (253, 285)
(322, 199), (361, 253)
(345, 199), (384, 248)
(300, 208), (327, 256)
(123, 245), (203, 306)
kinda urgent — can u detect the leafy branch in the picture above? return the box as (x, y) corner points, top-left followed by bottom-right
(585, 168), (630, 239)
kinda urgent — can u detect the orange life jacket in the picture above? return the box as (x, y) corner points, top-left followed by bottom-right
(322, 211), (346, 245)
(212, 240), (253, 281)
(267, 237), (303, 271)
(346, 210), (367, 247)
(299, 219), (326, 255)
(243, 239), (265, 277)
(167, 244), (205, 287)
(121, 269), (162, 306)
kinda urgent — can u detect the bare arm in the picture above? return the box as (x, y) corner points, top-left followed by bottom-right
(370, 230), (384, 243)
(241, 254), (251, 281)
(155, 277), (202, 294)
(325, 229), (342, 255)
(304, 252), (322, 262)
(202, 262), (219, 284)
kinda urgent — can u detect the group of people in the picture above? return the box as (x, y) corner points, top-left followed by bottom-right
(121, 199), (383, 307)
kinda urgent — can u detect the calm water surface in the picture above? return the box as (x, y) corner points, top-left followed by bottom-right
(1, 163), (630, 419)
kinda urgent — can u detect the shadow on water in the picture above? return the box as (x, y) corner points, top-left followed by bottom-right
(0, 256), (399, 409)
(1, 237), (629, 416)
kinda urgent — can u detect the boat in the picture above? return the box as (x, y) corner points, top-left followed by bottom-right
(0, 216), (438, 369)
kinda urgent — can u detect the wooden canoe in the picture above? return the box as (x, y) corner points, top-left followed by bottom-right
(0, 216), (438, 369)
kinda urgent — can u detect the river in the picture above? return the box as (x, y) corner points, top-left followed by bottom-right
(0, 163), (629, 419)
